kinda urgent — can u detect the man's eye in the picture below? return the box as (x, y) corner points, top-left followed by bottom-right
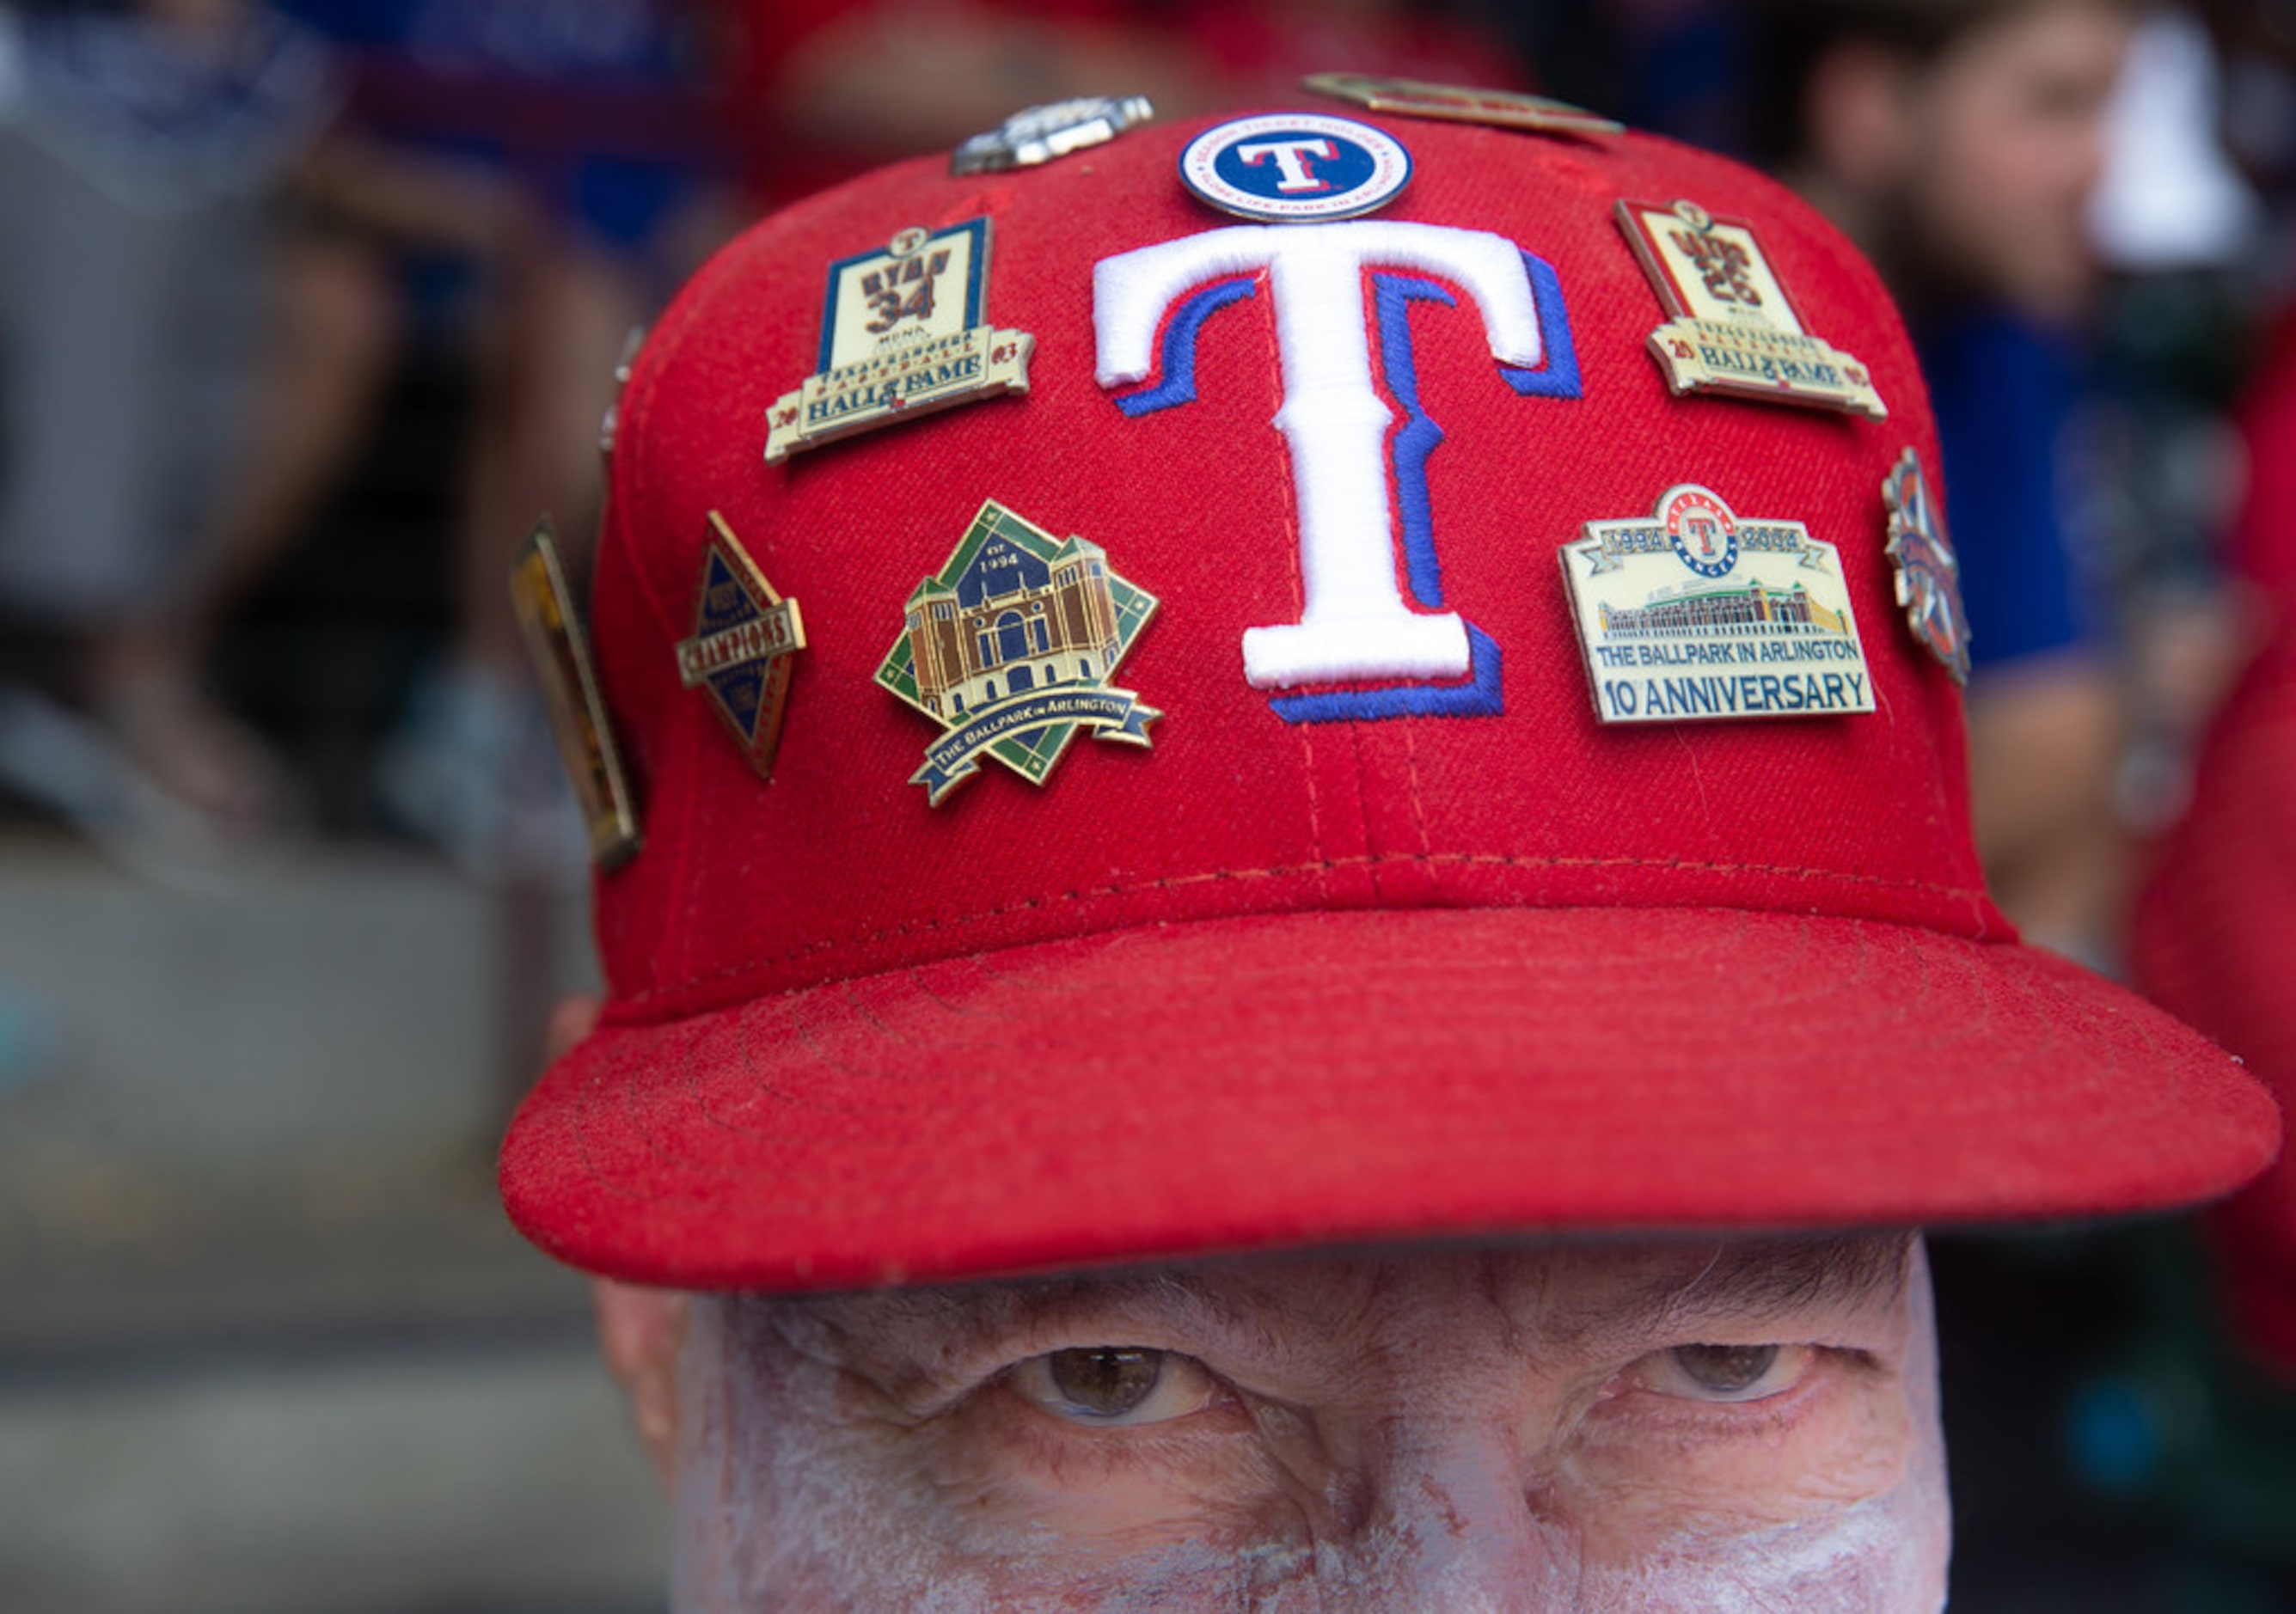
(1006, 1348), (1220, 1426)
(1638, 1342), (1815, 1403)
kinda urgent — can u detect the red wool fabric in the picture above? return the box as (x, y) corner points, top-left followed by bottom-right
(502, 108), (2278, 1291)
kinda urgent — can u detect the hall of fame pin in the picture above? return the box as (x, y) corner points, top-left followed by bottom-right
(1561, 484), (1877, 725)
(874, 500), (1159, 806)
(1302, 73), (1620, 138)
(764, 217), (1034, 462)
(1883, 449), (1971, 685)
(1615, 198), (1886, 420)
(508, 518), (641, 868)
(1178, 112), (1411, 223)
(677, 511), (805, 779)
(952, 95), (1154, 174)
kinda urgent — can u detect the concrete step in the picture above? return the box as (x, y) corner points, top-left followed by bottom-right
(0, 1333), (667, 1614)
(0, 842), (662, 1612)
(0, 840), (595, 1173)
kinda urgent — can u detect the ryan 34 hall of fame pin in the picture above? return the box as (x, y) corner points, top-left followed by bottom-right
(875, 500), (1159, 806)
(1883, 448), (1972, 685)
(1561, 483), (1877, 725)
(765, 217), (1034, 462)
(1615, 198), (1887, 420)
(677, 510), (805, 779)
(509, 518), (642, 867)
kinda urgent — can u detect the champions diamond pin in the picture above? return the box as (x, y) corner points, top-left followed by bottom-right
(1179, 112), (1412, 223)
(678, 510), (805, 779)
(765, 217), (1034, 462)
(1560, 484), (1877, 725)
(1616, 198), (1886, 419)
(1883, 448), (1971, 685)
(875, 500), (1160, 806)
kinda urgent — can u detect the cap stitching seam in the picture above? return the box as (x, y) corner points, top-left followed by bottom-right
(620, 238), (776, 979)
(609, 222), (775, 648)
(1404, 720), (1432, 859)
(1254, 277), (1332, 899)
(617, 853), (1997, 1010)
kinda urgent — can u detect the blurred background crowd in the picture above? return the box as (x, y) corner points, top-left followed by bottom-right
(3, 0), (2296, 1610)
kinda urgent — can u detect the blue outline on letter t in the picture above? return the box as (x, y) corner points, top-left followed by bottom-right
(1091, 223), (1581, 723)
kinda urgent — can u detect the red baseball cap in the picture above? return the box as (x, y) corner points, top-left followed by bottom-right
(502, 95), (2278, 1292)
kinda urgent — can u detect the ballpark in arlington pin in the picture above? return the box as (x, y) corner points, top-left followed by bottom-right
(765, 217), (1033, 462)
(1883, 448), (1972, 685)
(1179, 112), (1411, 223)
(1561, 484), (1876, 724)
(678, 511), (805, 779)
(1302, 72), (1620, 138)
(876, 500), (1159, 806)
(1615, 198), (1886, 419)
(509, 519), (641, 867)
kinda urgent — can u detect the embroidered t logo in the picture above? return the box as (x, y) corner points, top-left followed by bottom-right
(1093, 222), (1580, 719)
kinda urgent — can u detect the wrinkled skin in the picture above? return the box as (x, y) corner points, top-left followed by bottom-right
(598, 1233), (1950, 1612)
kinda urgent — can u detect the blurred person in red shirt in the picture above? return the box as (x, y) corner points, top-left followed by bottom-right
(2128, 364), (2296, 1584)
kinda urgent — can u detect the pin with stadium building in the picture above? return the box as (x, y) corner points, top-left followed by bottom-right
(1560, 484), (1876, 725)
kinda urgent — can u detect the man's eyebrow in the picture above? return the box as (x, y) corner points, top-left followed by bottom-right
(801, 1270), (1283, 1380)
(1552, 1232), (1915, 1343)
(761, 1234), (1917, 1379)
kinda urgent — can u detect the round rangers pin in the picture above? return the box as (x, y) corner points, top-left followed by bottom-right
(1664, 485), (1739, 578)
(1178, 112), (1412, 223)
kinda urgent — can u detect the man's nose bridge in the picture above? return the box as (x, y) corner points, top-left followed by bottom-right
(1325, 1419), (1568, 1612)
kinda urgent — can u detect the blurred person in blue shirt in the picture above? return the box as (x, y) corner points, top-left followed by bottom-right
(1751, 0), (2137, 959)
(236, 0), (732, 878)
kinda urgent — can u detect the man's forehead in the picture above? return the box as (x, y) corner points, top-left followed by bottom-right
(749, 1232), (1916, 1361)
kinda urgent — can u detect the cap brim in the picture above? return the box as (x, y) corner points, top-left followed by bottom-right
(502, 908), (2280, 1290)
